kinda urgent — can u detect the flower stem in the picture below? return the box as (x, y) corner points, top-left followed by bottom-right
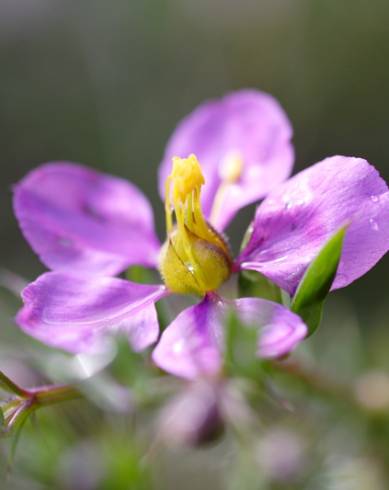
(1, 376), (82, 433)
(28, 384), (82, 406)
(0, 369), (81, 406)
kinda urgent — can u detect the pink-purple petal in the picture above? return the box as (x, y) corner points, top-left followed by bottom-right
(234, 298), (307, 359)
(16, 272), (167, 353)
(159, 89), (294, 230)
(13, 162), (160, 276)
(238, 156), (389, 294)
(152, 296), (307, 379)
(152, 298), (223, 380)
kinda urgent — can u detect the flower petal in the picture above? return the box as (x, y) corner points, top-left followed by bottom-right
(238, 156), (389, 294)
(152, 298), (223, 380)
(234, 298), (307, 359)
(16, 272), (167, 353)
(159, 89), (294, 230)
(13, 162), (160, 276)
(152, 296), (307, 379)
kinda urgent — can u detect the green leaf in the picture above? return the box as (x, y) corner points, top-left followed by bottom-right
(291, 226), (347, 336)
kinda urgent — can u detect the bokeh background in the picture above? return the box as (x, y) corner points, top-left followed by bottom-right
(1, 1), (389, 489)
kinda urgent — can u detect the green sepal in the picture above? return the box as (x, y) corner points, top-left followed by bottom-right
(291, 226), (347, 336)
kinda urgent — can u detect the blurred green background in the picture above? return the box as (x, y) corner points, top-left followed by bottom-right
(1, 1), (389, 489)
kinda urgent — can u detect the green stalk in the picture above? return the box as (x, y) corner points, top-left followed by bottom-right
(0, 370), (30, 397)
(30, 384), (82, 406)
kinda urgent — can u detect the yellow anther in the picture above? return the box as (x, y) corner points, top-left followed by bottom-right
(171, 154), (205, 203)
(160, 154), (232, 296)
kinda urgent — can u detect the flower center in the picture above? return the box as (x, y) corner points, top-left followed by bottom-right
(159, 154), (232, 295)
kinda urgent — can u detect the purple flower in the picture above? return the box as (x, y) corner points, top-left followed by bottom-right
(12, 89), (389, 380)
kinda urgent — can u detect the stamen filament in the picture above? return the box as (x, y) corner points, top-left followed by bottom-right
(210, 151), (244, 226)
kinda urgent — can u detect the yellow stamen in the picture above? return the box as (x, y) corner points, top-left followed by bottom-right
(171, 154), (205, 203)
(160, 154), (232, 295)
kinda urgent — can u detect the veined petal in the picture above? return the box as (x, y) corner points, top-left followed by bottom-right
(234, 298), (307, 359)
(13, 162), (160, 276)
(152, 296), (307, 379)
(238, 156), (389, 294)
(16, 272), (167, 353)
(159, 89), (294, 231)
(152, 298), (223, 380)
